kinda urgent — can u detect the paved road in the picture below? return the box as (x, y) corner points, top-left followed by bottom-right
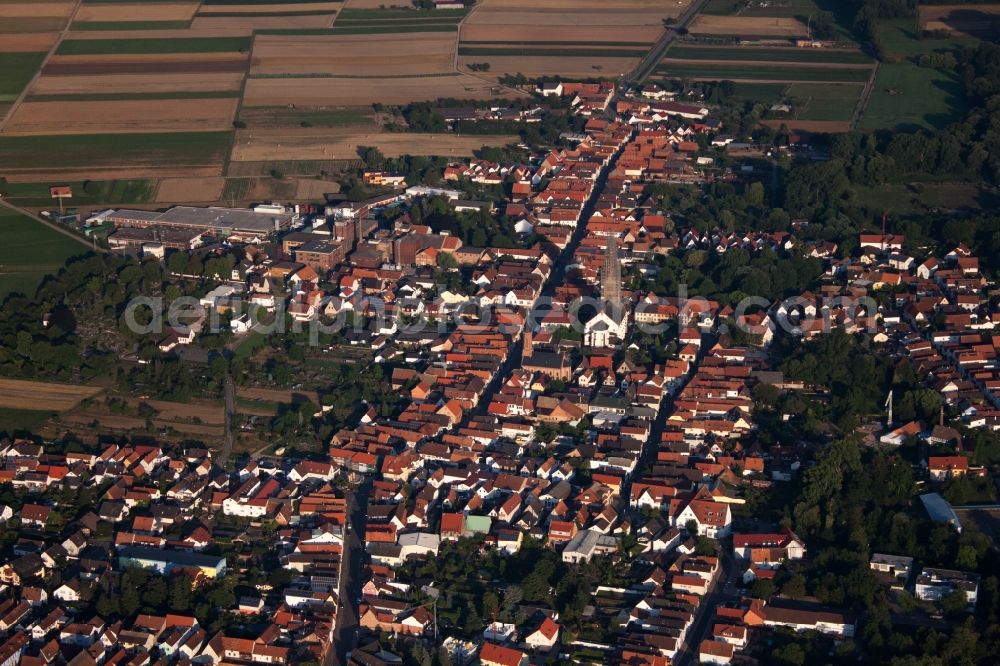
(326, 479), (370, 666)
(622, 0), (714, 87)
(673, 549), (739, 666)
(465, 127), (633, 424)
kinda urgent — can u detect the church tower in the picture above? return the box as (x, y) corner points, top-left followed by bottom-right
(601, 234), (622, 307)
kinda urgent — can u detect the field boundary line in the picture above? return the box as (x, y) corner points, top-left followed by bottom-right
(0, 0), (84, 132)
(852, 60), (880, 130)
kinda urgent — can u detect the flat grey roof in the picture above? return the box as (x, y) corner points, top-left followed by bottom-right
(113, 206), (293, 233)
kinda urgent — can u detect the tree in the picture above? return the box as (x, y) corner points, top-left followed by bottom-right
(750, 578), (776, 599)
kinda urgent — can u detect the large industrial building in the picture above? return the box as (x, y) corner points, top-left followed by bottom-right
(107, 205), (298, 241)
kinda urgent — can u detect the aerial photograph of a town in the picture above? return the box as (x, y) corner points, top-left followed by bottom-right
(1, 0), (1000, 664)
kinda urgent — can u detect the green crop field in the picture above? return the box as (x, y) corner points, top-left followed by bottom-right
(0, 132), (233, 170)
(729, 82), (788, 102)
(785, 82), (864, 121)
(655, 63), (871, 83)
(860, 19), (974, 131)
(57, 37), (252, 55)
(0, 211), (90, 298)
(0, 53), (46, 101)
(0, 407), (55, 436)
(71, 20), (193, 31)
(666, 46), (872, 65)
(0, 179), (156, 208)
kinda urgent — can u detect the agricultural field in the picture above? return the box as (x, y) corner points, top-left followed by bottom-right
(918, 4), (1000, 38)
(250, 31), (456, 76)
(0, 378), (103, 412)
(860, 19), (974, 131)
(0, 211), (90, 297)
(242, 73), (511, 107)
(458, 0), (679, 78)
(0, 179), (156, 207)
(654, 41), (875, 128)
(330, 6), (466, 34)
(230, 127), (519, 161)
(0, 1), (76, 33)
(688, 15), (808, 37)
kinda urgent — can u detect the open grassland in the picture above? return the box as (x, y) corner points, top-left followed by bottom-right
(784, 82), (864, 121)
(0, 211), (90, 297)
(688, 15), (807, 37)
(919, 4), (1000, 38)
(230, 127), (517, 161)
(860, 19), (973, 131)
(4, 97), (239, 135)
(243, 73), (517, 106)
(0, 178), (156, 207)
(0, 131), (233, 176)
(251, 32), (456, 76)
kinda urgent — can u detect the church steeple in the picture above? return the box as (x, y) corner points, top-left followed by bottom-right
(601, 233), (622, 307)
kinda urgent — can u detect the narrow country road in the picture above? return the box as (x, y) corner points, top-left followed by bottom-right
(623, 0), (714, 87)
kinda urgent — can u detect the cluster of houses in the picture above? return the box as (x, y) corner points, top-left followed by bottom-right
(0, 439), (345, 664)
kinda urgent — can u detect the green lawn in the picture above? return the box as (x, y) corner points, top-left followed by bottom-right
(730, 82), (789, 103)
(666, 46), (872, 64)
(57, 37), (251, 55)
(786, 82), (864, 121)
(859, 19), (978, 130)
(0, 179), (156, 207)
(860, 62), (968, 131)
(0, 132), (233, 170)
(0, 53), (46, 101)
(0, 211), (90, 299)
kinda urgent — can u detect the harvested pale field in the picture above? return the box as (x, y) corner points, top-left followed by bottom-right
(0, 2), (74, 18)
(0, 378), (102, 411)
(238, 386), (321, 405)
(155, 176), (226, 202)
(76, 3), (199, 22)
(918, 4), (1000, 37)
(4, 98), (239, 135)
(30, 71), (245, 95)
(251, 32), (456, 77)
(243, 73), (519, 106)
(760, 119), (852, 133)
(689, 15), (808, 37)
(231, 127), (518, 161)
(295, 178), (341, 199)
(460, 24), (663, 43)
(140, 397), (225, 424)
(198, 2), (340, 13)
(0, 33), (58, 52)
(190, 14), (335, 31)
(460, 54), (639, 77)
